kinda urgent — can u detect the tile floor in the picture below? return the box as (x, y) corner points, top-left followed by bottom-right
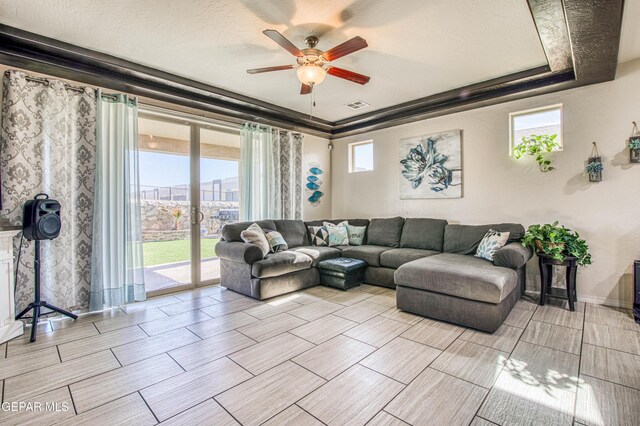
(0, 284), (639, 426)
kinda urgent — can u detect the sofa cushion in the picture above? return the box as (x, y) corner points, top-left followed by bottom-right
(251, 251), (313, 278)
(274, 220), (309, 248)
(222, 220), (276, 242)
(305, 219), (370, 244)
(443, 223), (525, 255)
(367, 217), (405, 247)
(400, 218), (448, 251)
(380, 248), (440, 269)
(493, 243), (533, 270)
(341, 245), (391, 267)
(291, 246), (342, 266)
(394, 253), (518, 304)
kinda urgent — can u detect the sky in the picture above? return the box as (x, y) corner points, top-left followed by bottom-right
(514, 108), (561, 129)
(139, 151), (238, 188)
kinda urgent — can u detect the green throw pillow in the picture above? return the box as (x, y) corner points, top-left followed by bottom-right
(346, 224), (366, 246)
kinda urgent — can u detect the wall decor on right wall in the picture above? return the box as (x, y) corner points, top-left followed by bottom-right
(399, 130), (462, 199)
(630, 121), (640, 163)
(306, 163), (324, 206)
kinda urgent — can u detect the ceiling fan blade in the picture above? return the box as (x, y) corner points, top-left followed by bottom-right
(246, 65), (295, 74)
(327, 67), (370, 85)
(263, 29), (304, 57)
(300, 84), (313, 95)
(321, 36), (368, 61)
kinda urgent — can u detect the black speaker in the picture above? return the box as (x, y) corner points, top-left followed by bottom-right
(22, 193), (61, 241)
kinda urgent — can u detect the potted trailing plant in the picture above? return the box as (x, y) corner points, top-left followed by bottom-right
(513, 133), (560, 172)
(522, 222), (592, 266)
(586, 160), (603, 182)
(629, 135), (640, 163)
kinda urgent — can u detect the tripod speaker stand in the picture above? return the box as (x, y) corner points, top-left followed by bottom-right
(15, 194), (77, 342)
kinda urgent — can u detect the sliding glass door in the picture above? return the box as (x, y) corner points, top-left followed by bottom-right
(137, 113), (240, 295)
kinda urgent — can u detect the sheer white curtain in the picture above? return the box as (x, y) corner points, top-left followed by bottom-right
(240, 123), (275, 221)
(90, 92), (145, 310)
(240, 123), (304, 221)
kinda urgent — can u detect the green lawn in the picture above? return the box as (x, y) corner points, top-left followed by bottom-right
(143, 238), (220, 267)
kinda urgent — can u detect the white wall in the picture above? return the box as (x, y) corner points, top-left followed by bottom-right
(331, 58), (640, 308)
(303, 134), (332, 220)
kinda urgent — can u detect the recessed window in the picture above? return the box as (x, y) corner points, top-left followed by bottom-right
(510, 104), (563, 154)
(349, 140), (374, 173)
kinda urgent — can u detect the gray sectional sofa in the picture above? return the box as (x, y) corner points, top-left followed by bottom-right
(215, 217), (532, 332)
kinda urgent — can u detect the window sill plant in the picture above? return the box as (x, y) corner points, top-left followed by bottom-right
(513, 133), (560, 172)
(522, 222), (592, 266)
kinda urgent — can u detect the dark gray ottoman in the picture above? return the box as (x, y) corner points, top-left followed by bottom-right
(317, 257), (367, 290)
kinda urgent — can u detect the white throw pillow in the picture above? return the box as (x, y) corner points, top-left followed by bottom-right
(475, 229), (510, 261)
(263, 229), (288, 253)
(240, 223), (270, 257)
(324, 221), (350, 246)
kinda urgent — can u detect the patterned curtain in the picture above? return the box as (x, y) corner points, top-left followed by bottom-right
(271, 129), (304, 220)
(0, 71), (97, 312)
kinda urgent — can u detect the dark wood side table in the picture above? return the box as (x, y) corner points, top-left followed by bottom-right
(538, 253), (578, 311)
(634, 260), (640, 324)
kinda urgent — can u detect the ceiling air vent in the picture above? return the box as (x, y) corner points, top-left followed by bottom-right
(345, 100), (370, 110)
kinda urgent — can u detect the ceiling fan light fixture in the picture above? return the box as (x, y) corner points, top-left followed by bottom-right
(296, 65), (327, 86)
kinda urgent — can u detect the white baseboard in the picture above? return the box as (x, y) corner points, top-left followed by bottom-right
(525, 286), (632, 309)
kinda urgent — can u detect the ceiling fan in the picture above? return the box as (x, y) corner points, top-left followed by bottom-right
(247, 29), (370, 95)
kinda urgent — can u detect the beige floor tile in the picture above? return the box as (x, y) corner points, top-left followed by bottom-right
(288, 300), (344, 321)
(515, 298), (538, 311)
(200, 297), (262, 317)
(290, 314), (359, 344)
(303, 286), (344, 299)
(400, 318), (464, 350)
(0, 346), (60, 380)
(581, 344), (640, 390)
(364, 293), (396, 308)
(141, 356), (252, 421)
(583, 322), (640, 355)
(209, 287), (247, 302)
(58, 325), (147, 361)
(50, 308), (126, 330)
(160, 398), (239, 425)
(262, 405), (323, 426)
(121, 294), (182, 313)
(345, 316), (411, 347)
(64, 392), (156, 426)
(7, 323), (99, 357)
(70, 353), (183, 413)
(431, 339), (508, 388)
(287, 291), (328, 305)
(174, 285), (226, 301)
(242, 299), (303, 319)
(187, 311), (258, 339)
(367, 411), (410, 426)
(360, 337), (441, 384)
(236, 313), (307, 342)
(4, 350), (120, 400)
(0, 387), (74, 426)
(158, 296), (220, 316)
(353, 284), (393, 296)
(112, 327), (201, 366)
(585, 304), (639, 331)
(230, 332), (313, 375)
(546, 298), (586, 313)
(217, 361), (325, 426)
(386, 368), (487, 426)
(503, 307), (535, 328)
(460, 324), (524, 353)
(170, 330), (256, 371)
(293, 335), (375, 380)
(575, 374), (640, 426)
(327, 290), (373, 306)
(470, 417), (499, 426)
(380, 308), (424, 325)
(332, 300), (389, 323)
(299, 364), (404, 426)
(521, 320), (583, 354)
(93, 307), (168, 333)
(532, 304), (584, 330)
(139, 309), (212, 336)
(478, 341), (579, 426)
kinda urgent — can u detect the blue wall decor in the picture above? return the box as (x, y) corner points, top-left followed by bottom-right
(306, 163), (324, 206)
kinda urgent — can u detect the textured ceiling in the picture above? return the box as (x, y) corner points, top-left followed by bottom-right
(0, 0), (558, 121)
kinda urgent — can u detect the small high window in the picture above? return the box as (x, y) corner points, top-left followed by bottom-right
(510, 104), (563, 154)
(349, 140), (374, 173)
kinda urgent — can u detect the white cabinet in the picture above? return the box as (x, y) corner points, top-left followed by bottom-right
(0, 228), (24, 344)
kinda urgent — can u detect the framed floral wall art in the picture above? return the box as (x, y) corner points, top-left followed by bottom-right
(399, 130), (462, 199)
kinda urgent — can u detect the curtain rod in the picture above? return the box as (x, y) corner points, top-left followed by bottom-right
(4, 71), (119, 100)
